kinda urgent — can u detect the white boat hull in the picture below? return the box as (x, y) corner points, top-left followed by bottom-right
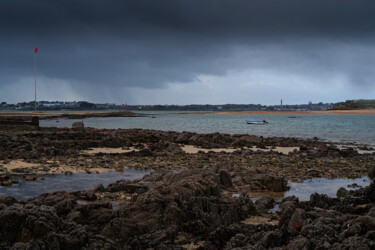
(246, 120), (268, 125)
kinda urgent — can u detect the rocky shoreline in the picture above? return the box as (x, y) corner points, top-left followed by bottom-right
(0, 125), (373, 180)
(0, 125), (374, 249)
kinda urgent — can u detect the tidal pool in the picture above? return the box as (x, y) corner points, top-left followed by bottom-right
(284, 176), (371, 201)
(0, 169), (149, 200)
(245, 176), (372, 214)
(0, 170), (371, 202)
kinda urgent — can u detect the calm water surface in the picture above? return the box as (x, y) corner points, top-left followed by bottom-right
(40, 113), (375, 145)
(285, 176), (371, 201)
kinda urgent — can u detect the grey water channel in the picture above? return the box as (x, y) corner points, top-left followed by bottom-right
(0, 169), (149, 200)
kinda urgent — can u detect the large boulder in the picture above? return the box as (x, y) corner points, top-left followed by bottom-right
(71, 122), (84, 132)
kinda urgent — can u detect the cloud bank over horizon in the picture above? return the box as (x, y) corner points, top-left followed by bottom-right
(1, 0), (375, 105)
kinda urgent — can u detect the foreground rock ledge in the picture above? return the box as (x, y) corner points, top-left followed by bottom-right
(0, 167), (375, 249)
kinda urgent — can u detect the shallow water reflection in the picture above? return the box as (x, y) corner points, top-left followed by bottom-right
(285, 176), (370, 201)
(0, 169), (149, 200)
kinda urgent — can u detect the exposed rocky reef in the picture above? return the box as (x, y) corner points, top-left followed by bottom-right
(0, 125), (374, 248)
(0, 167), (374, 249)
(0, 126), (373, 182)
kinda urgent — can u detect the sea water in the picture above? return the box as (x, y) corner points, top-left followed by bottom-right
(40, 113), (375, 145)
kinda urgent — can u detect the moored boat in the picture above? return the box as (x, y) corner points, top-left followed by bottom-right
(246, 120), (268, 125)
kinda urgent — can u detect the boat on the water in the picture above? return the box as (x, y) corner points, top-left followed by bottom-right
(246, 120), (268, 125)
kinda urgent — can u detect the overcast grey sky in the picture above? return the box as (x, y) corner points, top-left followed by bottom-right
(1, 0), (374, 105)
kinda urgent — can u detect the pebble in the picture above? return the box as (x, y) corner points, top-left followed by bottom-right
(24, 176), (37, 181)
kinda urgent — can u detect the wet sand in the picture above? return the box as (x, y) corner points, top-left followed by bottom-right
(242, 215), (278, 226)
(2, 159), (109, 174)
(81, 147), (139, 155)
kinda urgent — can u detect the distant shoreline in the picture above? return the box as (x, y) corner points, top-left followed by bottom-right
(0, 111), (143, 120)
(0, 109), (374, 118)
(190, 109), (375, 115)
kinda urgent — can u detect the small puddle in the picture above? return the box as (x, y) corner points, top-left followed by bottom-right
(284, 176), (371, 201)
(357, 149), (375, 154)
(335, 144), (375, 155)
(228, 177), (372, 213)
(111, 202), (120, 211)
(171, 168), (188, 174)
(0, 169), (149, 200)
(269, 204), (280, 213)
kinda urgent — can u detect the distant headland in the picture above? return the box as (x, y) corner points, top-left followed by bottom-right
(331, 99), (375, 110)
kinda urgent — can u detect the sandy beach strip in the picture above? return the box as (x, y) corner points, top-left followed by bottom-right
(187, 109), (375, 115)
(81, 147), (139, 155)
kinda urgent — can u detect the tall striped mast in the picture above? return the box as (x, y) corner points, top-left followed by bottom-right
(34, 47), (38, 114)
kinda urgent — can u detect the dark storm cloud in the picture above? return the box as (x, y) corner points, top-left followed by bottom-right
(2, 0), (375, 37)
(1, 0), (375, 90)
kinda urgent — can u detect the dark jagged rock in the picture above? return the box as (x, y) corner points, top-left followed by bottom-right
(147, 141), (184, 156)
(101, 169), (256, 246)
(0, 181), (12, 186)
(337, 187), (349, 198)
(309, 193), (338, 209)
(233, 170), (288, 192)
(219, 170), (233, 188)
(24, 175), (36, 181)
(71, 190), (97, 201)
(27, 191), (77, 216)
(105, 181), (148, 193)
(368, 166), (375, 180)
(287, 208), (306, 235)
(0, 196), (17, 206)
(255, 196), (275, 210)
(0, 175), (9, 182)
(94, 184), (105, 192)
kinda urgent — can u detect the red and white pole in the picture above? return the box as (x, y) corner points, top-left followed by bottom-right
(34, 47), (38, 114)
